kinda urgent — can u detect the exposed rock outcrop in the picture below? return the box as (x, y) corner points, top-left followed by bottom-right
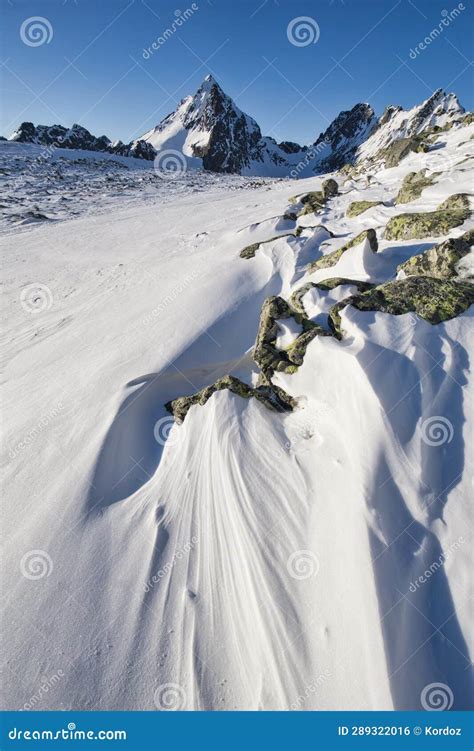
(165, 375), (296, 424)
(328, 276), (474, 337)
(397, 230), (474, 279)
(385, 194), (471, 240)
(308, 228), (378, 271)
(289, 279), (374, 315)
(347, 200), (382, 217)
(395, 169), (436, 204)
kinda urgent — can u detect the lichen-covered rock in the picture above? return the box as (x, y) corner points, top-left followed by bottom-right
(253, 296), (297, 377)
(289, 278), (374, 315)
(240, 242), (261, 259)
(347, 200), (381, 217)
(298, 191), (327, 216)
(385, 194), (471, 240)
(288, 284), (317, 315)
(285, 327), (330, 365)
(377, 135), (427, 168)
(165, 375), (295, 424)
(288, 190), (330, 217)
(308, 228), (378, 272)
(253, 295), (328, 379)
(322, 178), (339, 199)
(397, 230), (474, 279)
(239, 232), (298, 259)
(328, 276), (474, 338)
(315, 278), (375, 292)
(395, 169), (436, 204)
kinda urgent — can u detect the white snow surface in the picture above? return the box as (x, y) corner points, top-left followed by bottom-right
(1, 121), (473, 711)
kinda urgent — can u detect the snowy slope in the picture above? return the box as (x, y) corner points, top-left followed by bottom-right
(1, 117), (473, 711)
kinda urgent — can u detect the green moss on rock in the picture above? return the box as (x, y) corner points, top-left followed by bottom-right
(395, 170), (435, 204)
(347, 200), (381, 217)
(328, 276), (474, 338)
(308, 229), (378, 272)
(165, 374), (296, 424)
(385, 194), (471, 241)
(239, 232), (297, 259)
(322, 178), (339, 198)
(289, 278), (374, 315)
(377, 136), (427, 168)
(315, 277), (375, 292)
(397, 230), (474, 279)
(254, 295), (329, 379)
(240, 242), (261, 259)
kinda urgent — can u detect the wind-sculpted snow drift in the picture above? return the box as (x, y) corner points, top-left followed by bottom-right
(1, 105), (473, 712)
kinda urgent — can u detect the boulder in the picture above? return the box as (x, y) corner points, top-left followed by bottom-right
(397, 230), (474, 279)
(395, 169), (436, 204)
(328, 276), (474, 338)
(385, 194), (471, 240)
(322, 178), (339, 199)
(308, 228), (378, 272)
(346, 200), (381, 217)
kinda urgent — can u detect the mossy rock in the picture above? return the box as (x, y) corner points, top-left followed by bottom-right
(347, 200), (381, 217)
(385, 194), (471, 241)
(253, 296), (296, 377)
(328, 277), (474, 338)
(240, 242), (261, 259)
(289, 278), (374, 315)
(308, 229), (378, 272)
(377, 136), (427, 168)
(322, 178), (339, 198)
(165, 374), (295, 424)
(239, 232), (297, 259)
(395, 170), (435, 204)
(298, 191), (327, 216)
(253, 295), (329, 378)
(315, 277), (375, 292)
(166, 375), (253, 423)
(285, 327), (330, 366)
(397, 230), (474, 279)
(339, 163), (358, 179)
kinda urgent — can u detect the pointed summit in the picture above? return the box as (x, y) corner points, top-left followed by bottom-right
(311, 102), (377, 171)
(357, 88), (466, 162)
(139, 76), (269, 173)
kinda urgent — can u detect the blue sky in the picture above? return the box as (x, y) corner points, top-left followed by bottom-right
(1, 0), (473, 145)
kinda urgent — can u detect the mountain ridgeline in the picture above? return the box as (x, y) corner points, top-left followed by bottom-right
(8, 76), (467, 177)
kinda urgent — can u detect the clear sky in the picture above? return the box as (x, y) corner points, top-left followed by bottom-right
(1, 0), (473, 145)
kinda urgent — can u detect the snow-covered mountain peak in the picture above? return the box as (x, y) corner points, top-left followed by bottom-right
(357, 88), (465, 162)
(139, 76), (293, 174)
(311, 102), (377, 171)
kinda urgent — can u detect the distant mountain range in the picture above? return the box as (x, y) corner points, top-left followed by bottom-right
(7, 75), (466, 177)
